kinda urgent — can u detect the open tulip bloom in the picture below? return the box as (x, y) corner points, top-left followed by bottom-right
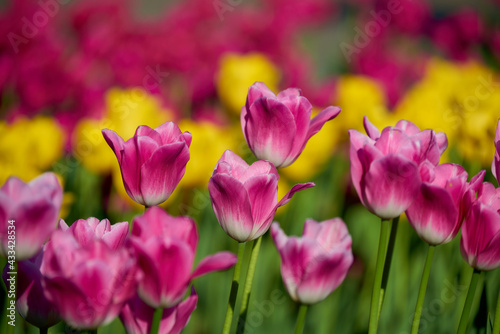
(241, 82), (341, 168)
(102, 122), (191, 207)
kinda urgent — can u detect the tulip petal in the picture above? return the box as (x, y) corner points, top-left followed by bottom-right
(302, 218), (352, 253)
(135, 125), (162, 145)
(240, 160), (278, 183)
(102, 221), (129, 249)
(244, 97), (296, 167)
(348, 130), (375, 202)
(296, 250), (353, 304)
(277, 87), (301, 99)
(244, 174), (278, 229)
(477, 230), (500, 271)
(364, 155), (420, 219)
(406, 184), (459, 245)
(191, 252), (237, 279)
(492, 119), (500, 183)
(363, 116), (380, 140)
(281, 96), (312, 166)
(435, 132), (448, 155)
(306, 106), (341, 142)
(276, 182), (315, 209)
(119, 138), (143, 203)
(165, 288), (198, 334)
(217, 150), (251, 179)
(246, 82), (276, 110)
(155, 122), (183, 144)
(101, 129), (125, 162)
(208, 174), (254, 242)
(395, 119), (420, 135)
(140, 142), (190, 206)
(135, 135), (160, 166)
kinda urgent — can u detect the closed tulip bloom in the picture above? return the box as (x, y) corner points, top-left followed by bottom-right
(406, 163), (468, 245)
(120, 289), (197, 334)
(271, 219), (353, 304)
(461, 181), (500, 271)
(492, 118), (500, 183)
(208, 150), (315, 242)
(0, 173), (62, 260)
(349, 117), (447, 219)
(59, 217), (129, 249)
(102, 122), (191, 206)
(241, 82), (341, 168)
(130, 206), (237, 308)
(2, 248), (60, 329)
(41, 231), (138, 330)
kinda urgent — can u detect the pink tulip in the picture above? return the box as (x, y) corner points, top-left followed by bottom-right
(208, 150), (315, 242)
(271, 219), (353, 304)
(102, 122), (192, 206)
(461, 181), (500, 271)
(59, 217), (129, 249)
(129, 206), (237, 308)
(2, 248), (60, 329)
(492, 118), (500, 184)
(41, 230), (138, 329)
(120, 289), (197, 334)
(0, 173), (62, 260)
(349, 117), (447, 219)
(241, 82), (341, 168)
(406, 163), (468, 245)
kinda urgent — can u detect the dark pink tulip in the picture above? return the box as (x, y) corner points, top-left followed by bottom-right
(349, 117), (447, 219)
(271, 219), (353, 304)
(461, 181), (500, 271)
(0, 173), (62, 260)
(492, 118), (500, 184)
(241, 82), (341, 168)
(120, 289), (197, 334)
(59, 217), (129, 249)
(2, 248), (60, 329)
(41, 230), (138, 330)
(102, 122), (192, 206)
(130, 206), (237, 308)
(208, 150), (315, 242)
(406, 163), (468, 245)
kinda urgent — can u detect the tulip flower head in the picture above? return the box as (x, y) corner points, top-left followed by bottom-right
(102, 122), (191, 206)
(129, 206), (237, 308)
(0, 172), (62, 260)
(406, 163), (468, 245)
(208, 150), (315, 242)
(241, 82), (341, 168)
(461, 181), (500, 271)
(120, 288), (198, 334)
(59, 217), (129, 249)
(349, 117), (447, 219)
(271, 219), (353, 304)
(41, 230), (138, 330)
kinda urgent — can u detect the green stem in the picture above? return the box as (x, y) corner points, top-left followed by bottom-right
(368, 219), (390, 334)
(457, 269), (482, 334)
(410, 245), (435, 334)
(493, 284), (500, 334)
(294, 304), (308, 334)
(238, 237), (262, 331)
(222, 243), (246, 334)
(379, 216), (399, 314)
(150, 307), (163, 334)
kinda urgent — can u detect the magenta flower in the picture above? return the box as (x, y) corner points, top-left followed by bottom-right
(241, 82), (341, 168)
(271, 219), (353, 304)
(102, 122), (192, 206)
(349, 117), (447, 219)
(492, 118), (500, 184)
(208, 150), (315, 242)
(461, 181), (500, 271)
(0, 173), (62, 260)
(406, 163), (468, 245)
(129, 206), (237, 308)
(120, 289), (197, 334)
(2, 248), (60, 329)
(59, 217), (129, 249)
(41, 230), (138, 330)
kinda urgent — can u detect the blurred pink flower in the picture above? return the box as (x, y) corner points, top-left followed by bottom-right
(271, 219), (353, 304)
(492, 119), (500, 184)
(130, 206), (237, 308)
(0, 173), (62, 260)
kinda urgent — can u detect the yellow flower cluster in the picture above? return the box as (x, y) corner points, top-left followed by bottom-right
(0, 116), (64, 185)
(216, 53), (281, 115)
(395, 59), (500, 165)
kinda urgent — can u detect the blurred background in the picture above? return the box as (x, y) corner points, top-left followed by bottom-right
(1, 0), (500, 333)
